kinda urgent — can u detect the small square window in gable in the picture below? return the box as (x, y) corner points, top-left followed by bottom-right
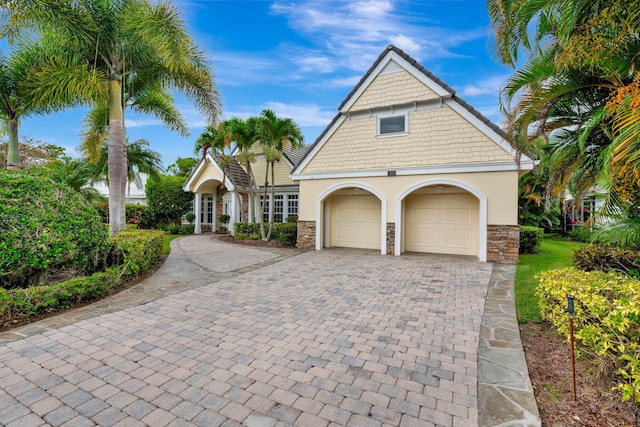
(378, 115), (407, 136)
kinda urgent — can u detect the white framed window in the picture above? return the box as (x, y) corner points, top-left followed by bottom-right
(259, 193), (299, 223)
(377, 114), (407, 136)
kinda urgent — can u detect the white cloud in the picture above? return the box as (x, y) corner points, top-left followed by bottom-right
(264, 102), (335, 127)
(389, 34), (422, 56)
(223, 102), (335, 128)
(460, 75), (509, 97)
(329, 75), (363, 87)
(125, 118), (163, 128)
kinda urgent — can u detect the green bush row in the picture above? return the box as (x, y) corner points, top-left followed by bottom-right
(519, 226), (543, 254)
(573, 244), (640, 278)
(537, 267), (640, 403)
(569, 226), (595, 243)
(233, 222), (298, 246)
(0, 230), (164, 325)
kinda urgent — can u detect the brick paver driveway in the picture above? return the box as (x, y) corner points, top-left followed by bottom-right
(0, 238), (493, 427)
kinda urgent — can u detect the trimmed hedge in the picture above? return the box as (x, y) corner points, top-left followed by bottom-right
(537, 267), (640, 403)
(234, 222), (298, 246)
(0, 230), (164, 326)
(573, 244), (640, 278)
(519, 226), (543, 254)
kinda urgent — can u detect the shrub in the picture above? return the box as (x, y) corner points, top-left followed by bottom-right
(180, 225), (195, 234)
(146, 175), (193, 227)
(235, 233), (248, 240)
(570, 226), (594, 243)
(108, 230), (164, 276)
(573, 244), (640, 278)
(0, 229), (163, 325)
(219, 214), (231, 225)
(249, 233), (260, 240)
(185, 212), (196, 224)
(286, 215), (298, 223)
(235, 222), (260, 235)
(0, 170), (109, 288)
(537, 268), (640, 403)
(274, 222), (297, 246)
(519, 226), (543, 254)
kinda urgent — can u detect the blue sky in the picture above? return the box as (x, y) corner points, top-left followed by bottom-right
(19, 0), (512, 168)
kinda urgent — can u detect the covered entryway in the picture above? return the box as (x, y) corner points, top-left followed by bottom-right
(404, 189), (479, 256)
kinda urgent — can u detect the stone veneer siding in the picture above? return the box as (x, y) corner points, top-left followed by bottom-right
(486, 225), (519, 264)
(297, 221), (316, 249)
(386, 223), (395, 255)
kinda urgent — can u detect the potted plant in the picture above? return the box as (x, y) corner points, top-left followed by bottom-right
(218, 214), (231, 233)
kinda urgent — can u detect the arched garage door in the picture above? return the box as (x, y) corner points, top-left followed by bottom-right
(329, 194), (381, 250)
(405, 192), (478, 256)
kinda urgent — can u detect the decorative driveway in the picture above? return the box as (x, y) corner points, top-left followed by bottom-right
(0, 235), (535, 426)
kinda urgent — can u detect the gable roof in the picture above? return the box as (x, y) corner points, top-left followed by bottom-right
(183, 153), (251, 192)
(292, 45), (533, 175)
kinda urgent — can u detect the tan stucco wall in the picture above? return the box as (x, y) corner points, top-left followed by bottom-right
(250, 154), (296, 187)
(188, 162), (224, 193)
(300, 106), (514, 174)
(297, 171), (519, 225)
(350, 70), (440, 111)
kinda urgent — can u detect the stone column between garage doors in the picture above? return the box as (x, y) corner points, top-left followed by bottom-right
(386, 223), (395, 255)
(487, 224), (520, 264)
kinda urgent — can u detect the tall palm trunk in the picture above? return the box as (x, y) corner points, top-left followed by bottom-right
(246, 162), (257, 222)
(259, 162), (269, 240)
(6, 116), (21, 169)
(107, 78), (127, 236)
(266, 160), (275, 240)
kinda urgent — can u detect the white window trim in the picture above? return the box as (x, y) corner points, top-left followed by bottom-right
(377, 113), (409, 137)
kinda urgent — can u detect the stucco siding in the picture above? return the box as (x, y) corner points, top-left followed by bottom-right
(189, 163), (224, 192)
(297, 171), (519, 225)
(300, 106), (514, 174)
(350, 70), (440, 111)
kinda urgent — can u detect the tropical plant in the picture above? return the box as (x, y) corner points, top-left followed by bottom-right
(0, 38), (73, 169)
(488, 0), (640, 239)
(254, 110), (303, 240)
(145, 175), (193, 227)
(93, 138), (163, 204)
(224, 117), (260, 222)
(2, 0), (221, 236)
(41, 155), (103, 202)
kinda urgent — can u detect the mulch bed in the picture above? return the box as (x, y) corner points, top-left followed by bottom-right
(520, 322), (638, 426)
(215, 234), (292, 248)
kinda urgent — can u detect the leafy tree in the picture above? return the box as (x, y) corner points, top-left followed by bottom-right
(3, 0), (221, 236)
(0, 136), (64, 168)
(167, 157), (198, 177)
(254, 110), (303, 241)
(145, 175), (193, 227)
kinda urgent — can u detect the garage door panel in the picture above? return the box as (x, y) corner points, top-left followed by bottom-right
(442, 199), (471, 224)
(335, 224), (358, 243)
(408, 226), (437, 247)
(442, 228), (471, 248)
(405, 193), (478, 256)
(330, 195), (381, 250)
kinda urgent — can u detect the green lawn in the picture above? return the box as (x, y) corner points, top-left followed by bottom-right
(163, 234), (181, 254)
(515, 235), (581, 323)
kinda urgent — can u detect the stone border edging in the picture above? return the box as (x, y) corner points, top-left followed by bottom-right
(478, 264), (541, 427)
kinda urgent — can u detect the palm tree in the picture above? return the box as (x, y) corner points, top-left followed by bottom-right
(42, 156), (103, 202)
(254, 110), (303, 240)
(0, 37), (76, 169)
(3, 0), (221, 236)
(94, 138), (164, 204)
(225, 117), (260, 222)
(488, 0), (639, 217)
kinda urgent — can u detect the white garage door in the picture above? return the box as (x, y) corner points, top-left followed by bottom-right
(405, 193), (478, 256)
(329, 195), (381, 250)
